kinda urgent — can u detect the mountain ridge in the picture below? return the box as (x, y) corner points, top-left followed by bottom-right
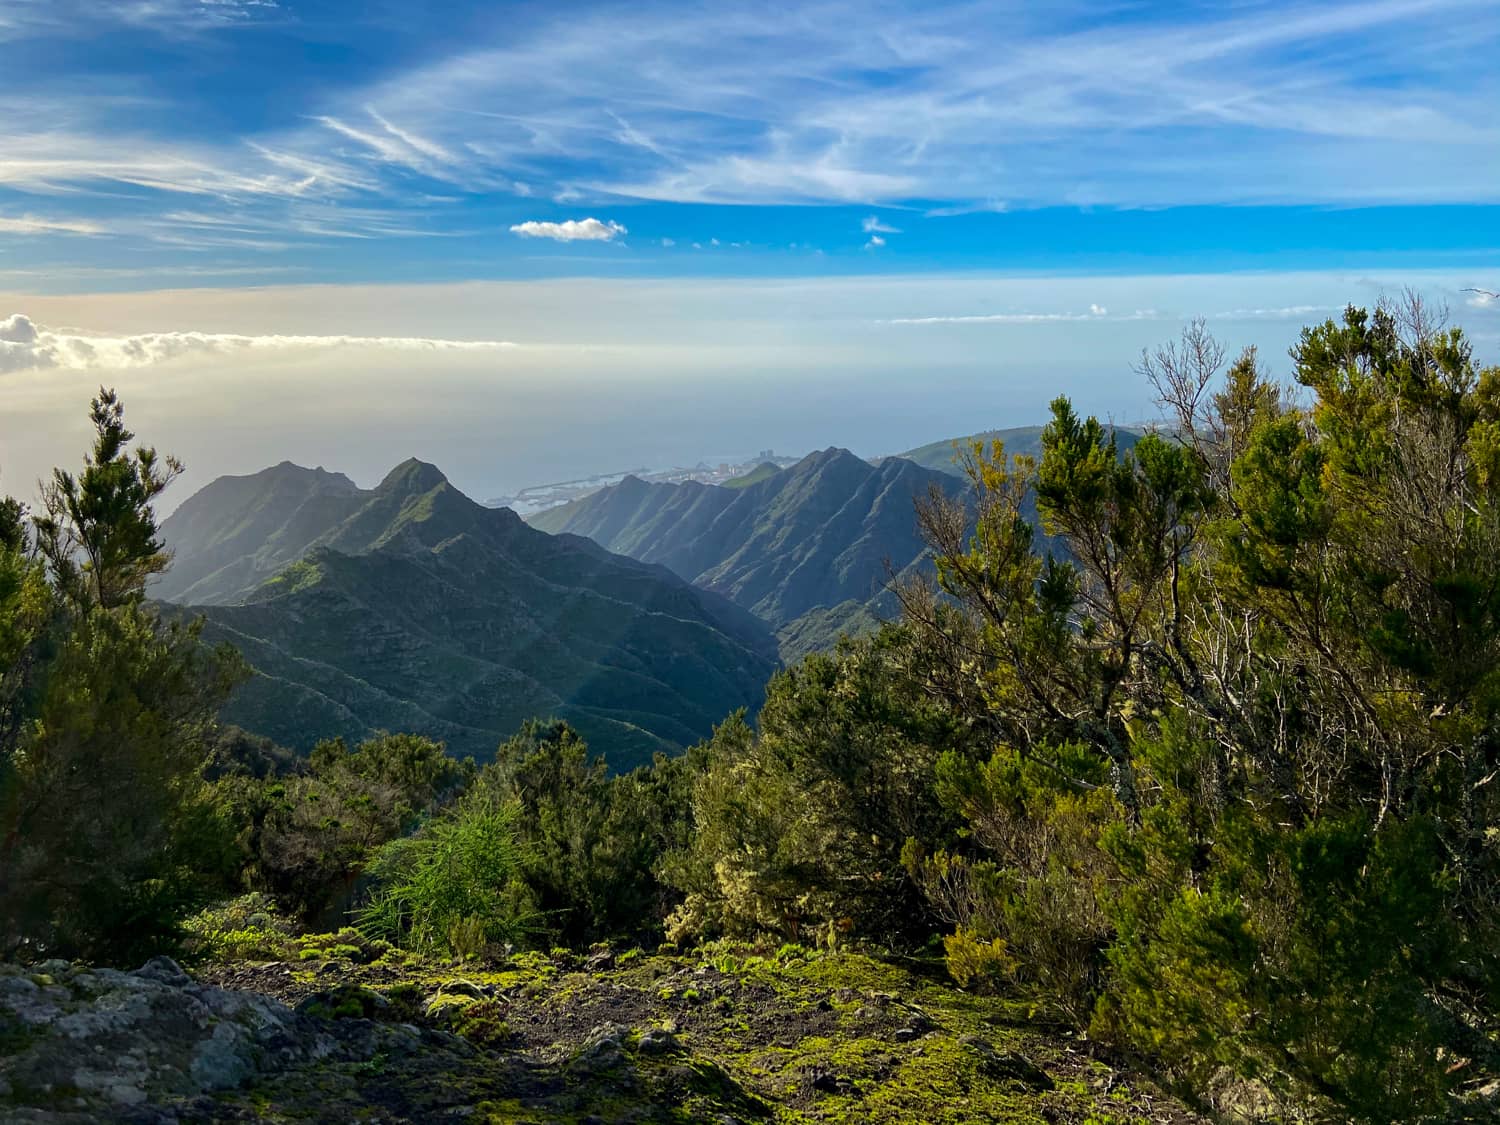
(893, 423), (1143, 476)
(530, 448), (962, 655)
(160, 459), (780, 769)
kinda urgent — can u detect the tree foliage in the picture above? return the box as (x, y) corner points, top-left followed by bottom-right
(887, 300), (1500, 1120)
(219, 732), (473, 924)
(472, 719), (690, 947)
(665, 633), (968, 946)
(0, 390), (242, 962)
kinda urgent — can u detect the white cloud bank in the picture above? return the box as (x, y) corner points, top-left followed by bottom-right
(509, 218), (626, 242)
(0, 313), (517, 375)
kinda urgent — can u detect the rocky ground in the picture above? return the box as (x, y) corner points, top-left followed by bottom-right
(1, 946), (1205, 1123)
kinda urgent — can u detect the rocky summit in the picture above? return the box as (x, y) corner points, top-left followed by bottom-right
(0, 948), (1205, 1124)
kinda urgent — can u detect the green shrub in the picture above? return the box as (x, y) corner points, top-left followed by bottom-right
(942, 927), (1017, 994)
(355, 801), (538, 957)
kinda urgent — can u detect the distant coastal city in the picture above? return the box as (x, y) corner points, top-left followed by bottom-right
(485, 450), (800, 516)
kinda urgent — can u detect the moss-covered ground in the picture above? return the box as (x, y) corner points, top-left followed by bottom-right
(196, 942), (1204, 1124)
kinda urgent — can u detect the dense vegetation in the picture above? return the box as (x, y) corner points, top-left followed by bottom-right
(4, 300), (1498, 1122)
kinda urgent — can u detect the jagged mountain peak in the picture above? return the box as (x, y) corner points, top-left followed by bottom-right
(377, 457), (451, 495)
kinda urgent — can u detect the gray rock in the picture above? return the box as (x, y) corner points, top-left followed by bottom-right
(132, 956), (192, 988)
(189, 1020), (254, 1089)
(637, 1028), (681, 1056)
(570, 1023), (631, 1073)
(107, 1082), (147, 1106)
(0, 957), (391, 1121)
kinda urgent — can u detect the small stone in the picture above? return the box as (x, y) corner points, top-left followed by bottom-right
(893, 1027), (919, 1043)
(132, 956), (191, 988)
(585, 949), (615, 972)
(569, 1023), (630, 1073)
(106, 1082), (147, 1106)
(36, 959), (71, 977)
(637, 1028), (681, 1056)
(960, 1036), (1053, 1090)
(438, 980), (485, 1000)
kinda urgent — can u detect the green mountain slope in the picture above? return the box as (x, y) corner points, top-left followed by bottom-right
(895, 424), (1142, 476)
(164, 459), (780, 769)
(152, 461), (366, 604)
(531, 448), (960, 636)
(721, 460), (780, 489)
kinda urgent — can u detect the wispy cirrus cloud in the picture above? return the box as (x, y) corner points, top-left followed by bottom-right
(0, 0), (1493, 278)
(18, 0), (1493, 213)
(0, 312), (517, 375)
(306, 0), (1500, 208)
(0, 0), (279, 41)
(0, 214), (104, 235)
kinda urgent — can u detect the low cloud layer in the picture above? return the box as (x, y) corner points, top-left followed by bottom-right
(886, 307), (1158, 325)
(0, 313), (517, 375)
(885, 304), (1343, 326)
(508, 218), (627, 242)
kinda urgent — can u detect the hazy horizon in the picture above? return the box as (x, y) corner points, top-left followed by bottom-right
(3, 269), (1497, 511)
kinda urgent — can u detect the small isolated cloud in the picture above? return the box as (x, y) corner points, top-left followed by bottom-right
(0, 214), (104, 236)
(0, 313), (518, 375)
(862, 216), (901, 234)
(1466, 290), (1499, 309)
(660, 237), (675, 247)
(1089, 303), (1107, 316)
(509, 217), (626, 242)
(864, 235), (887, 249)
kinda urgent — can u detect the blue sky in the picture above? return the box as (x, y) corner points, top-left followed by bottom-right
(0, 0), (1497, 288)
(1, 0), (1499, 504)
